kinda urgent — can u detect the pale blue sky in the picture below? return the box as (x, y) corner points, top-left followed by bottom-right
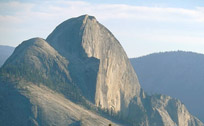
(0, 0), (204, 57)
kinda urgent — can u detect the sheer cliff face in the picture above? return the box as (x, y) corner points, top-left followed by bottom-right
(0, 38), (118, 126)
(0, 15), (203, 126)
(47, 15), (141, 113)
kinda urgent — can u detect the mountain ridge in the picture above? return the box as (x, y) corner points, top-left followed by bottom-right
(46, 14), (142, 115)
(0, 15), (203, 126)
(130, 51), (204, 122)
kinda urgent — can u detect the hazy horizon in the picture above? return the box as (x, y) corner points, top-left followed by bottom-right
(0, 0), (204, 57)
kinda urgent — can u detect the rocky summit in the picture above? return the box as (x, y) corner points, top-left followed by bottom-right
(0, 15), (203, 126)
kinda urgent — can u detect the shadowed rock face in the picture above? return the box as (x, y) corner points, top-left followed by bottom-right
(0, 38), (118, 126)
(0, 80), (118, 126)
(47, 15), (141, 114)
(0, 15), (203, 126)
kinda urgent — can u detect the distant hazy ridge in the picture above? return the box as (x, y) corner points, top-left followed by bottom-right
(130, 51), (204, 122)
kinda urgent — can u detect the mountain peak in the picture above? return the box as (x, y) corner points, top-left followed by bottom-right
(1, 15), (203, 126)
(81, 14), (97, 26)
(46, 15), (141, 114)
(79, 14), (96, 21)
(46, 15), (97, 58)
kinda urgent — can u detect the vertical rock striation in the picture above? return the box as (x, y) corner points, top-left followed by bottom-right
(0, 15), (203, 126)
(47, 15), (141, 115)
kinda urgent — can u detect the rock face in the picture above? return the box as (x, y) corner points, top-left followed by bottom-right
(46, 15), (141, 115)
(0, 80), (118, 126)
(0, 38), (118, 126)
(2, 38), (80, 102)
(0, 15), (203, 126)
(130, 51), (204, 122)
